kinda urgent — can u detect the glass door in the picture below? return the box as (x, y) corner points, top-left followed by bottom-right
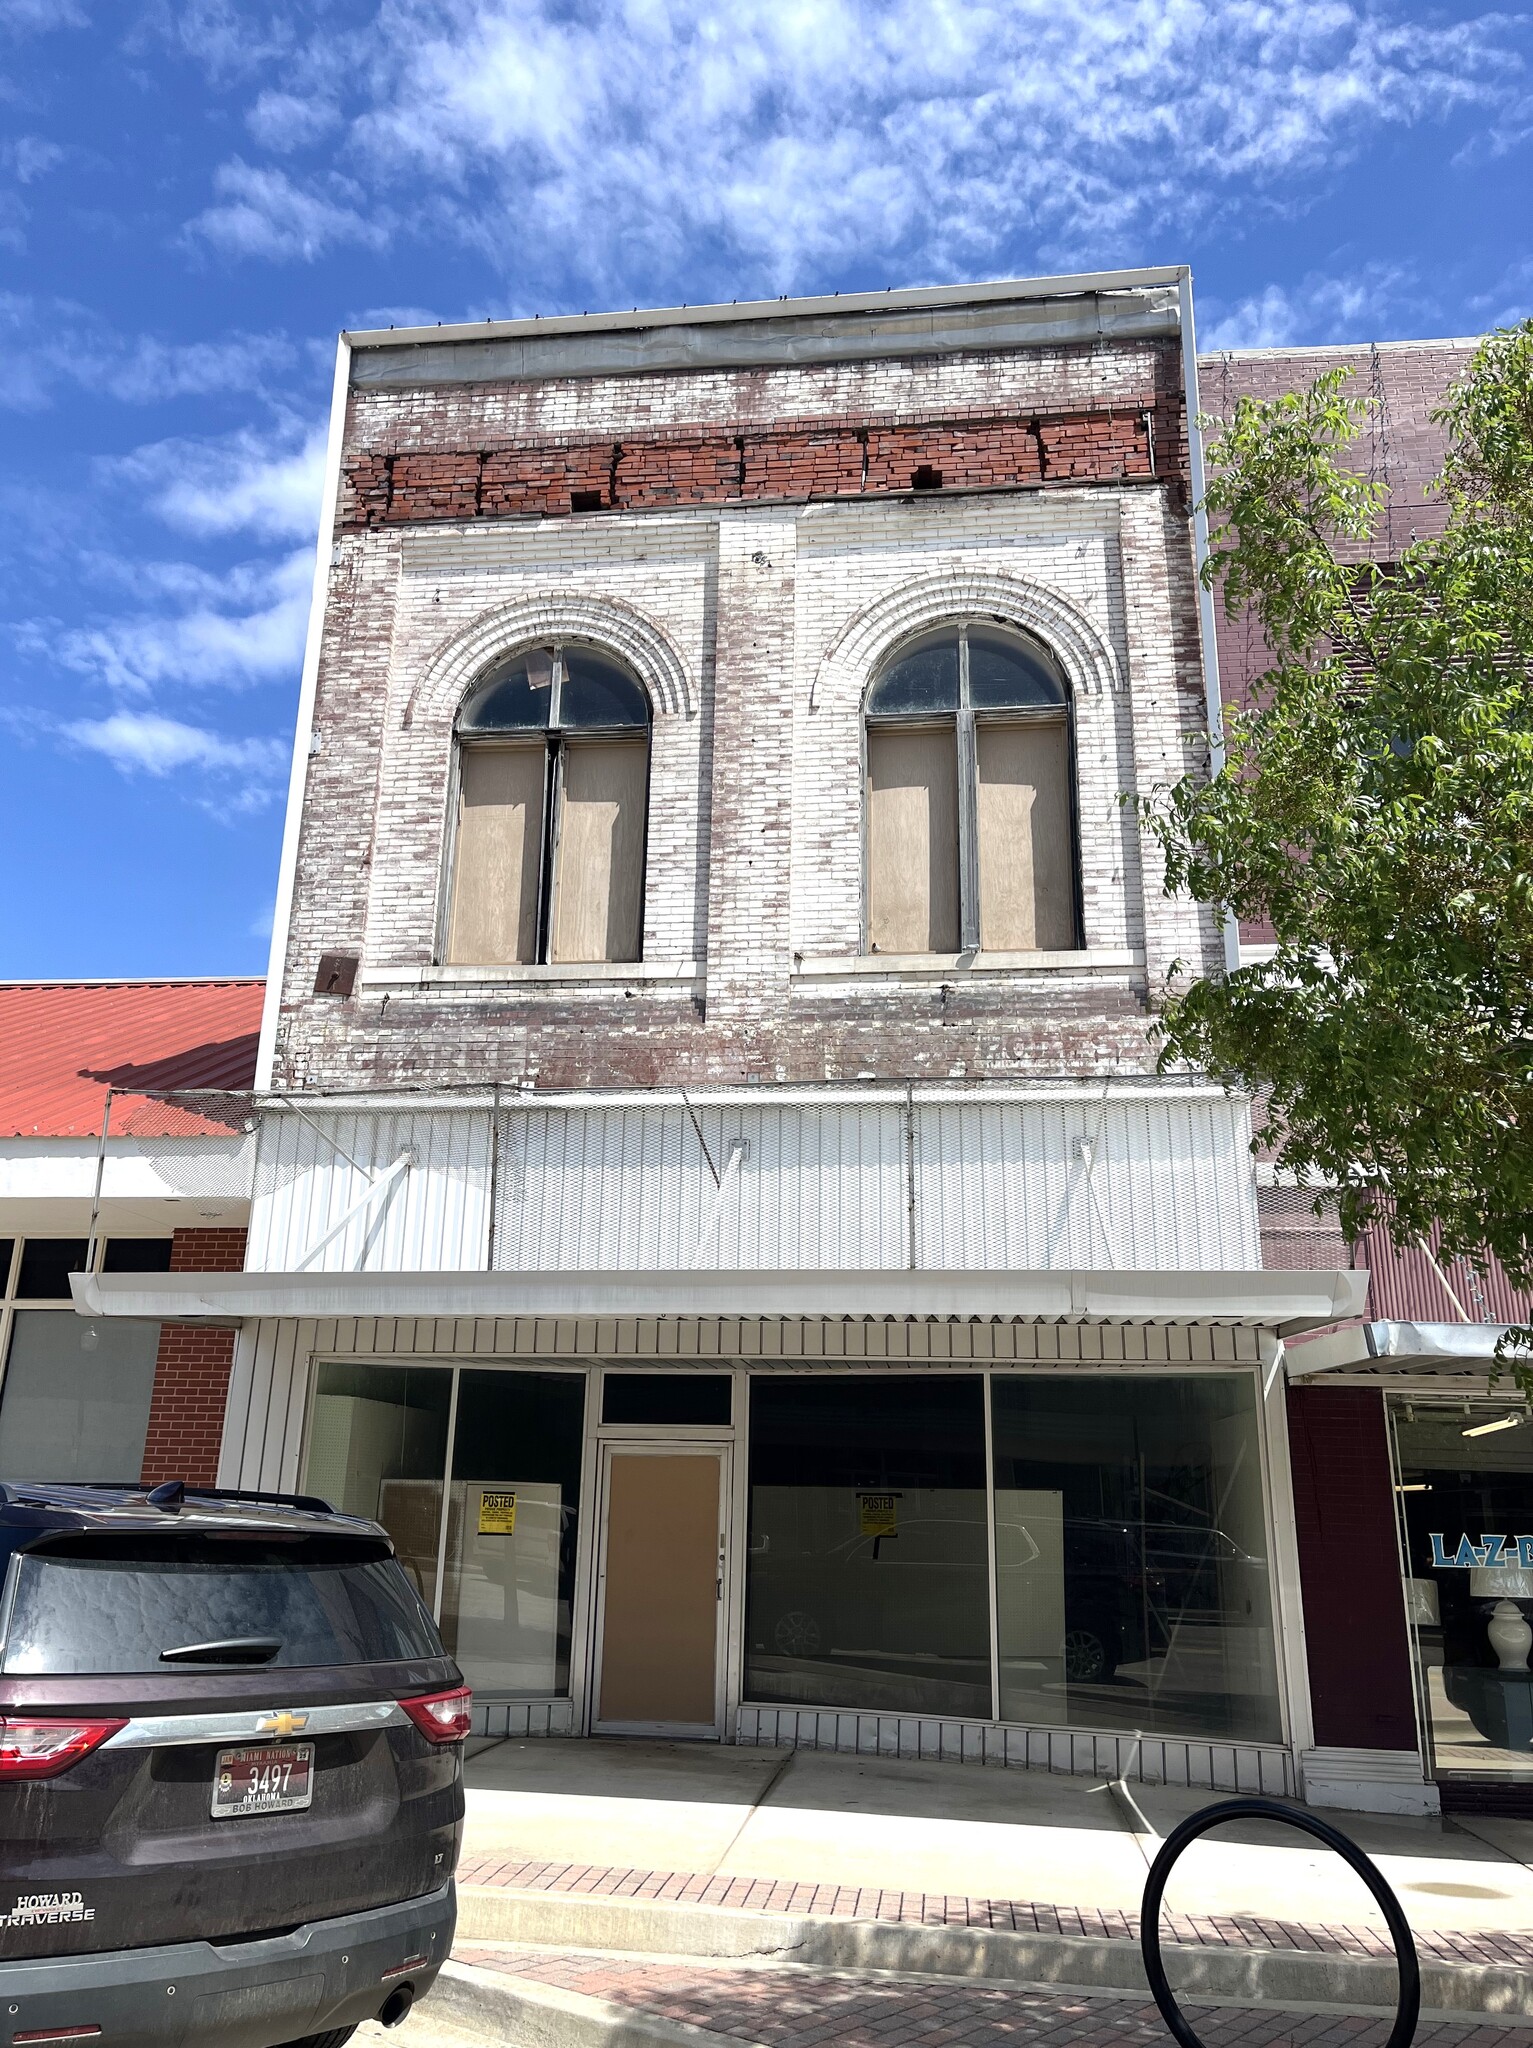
(1392, 1398), (1533, 1785)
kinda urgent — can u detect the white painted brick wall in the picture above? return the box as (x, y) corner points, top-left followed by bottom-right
(275, 338), (1215, 1090)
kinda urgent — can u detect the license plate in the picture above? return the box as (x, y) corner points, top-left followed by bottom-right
(212, 1742), (314, 1819)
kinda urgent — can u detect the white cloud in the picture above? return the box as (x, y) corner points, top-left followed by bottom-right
(0, 295), (302, 409)
(136, 0), (291, 78)
(1472, 260), (1533, 330)
(189, 0), (1529, 290)
(53, 545), (313, 694)
(0, 0), (85, 29)
(246, 89), (340, 152)
(1201, 266), (1414, 351)
(4, 136), (64, 183)
(64, 710), (289, 781)
(190, 160), (389, 261)
(108, 418), (327, 541)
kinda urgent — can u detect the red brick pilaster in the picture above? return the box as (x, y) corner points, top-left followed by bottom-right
(138, 1227), (247, 1488)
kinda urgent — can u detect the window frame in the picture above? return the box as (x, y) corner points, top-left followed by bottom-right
(860, 619), (1083, 957)
(438, 640), (654, 969)
(0, 1236), (171, 1484)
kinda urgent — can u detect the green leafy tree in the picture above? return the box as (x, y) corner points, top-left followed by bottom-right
(1141, 324), (1533, 1345)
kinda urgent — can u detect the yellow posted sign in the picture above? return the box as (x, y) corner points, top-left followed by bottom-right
(857, 1492), (898, 1538)
(478, 1489), (518, 1535)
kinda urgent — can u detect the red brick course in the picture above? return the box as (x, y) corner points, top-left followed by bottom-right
(138, 1226), (245, 1487)
(456, 1853), (1533, 1970)
(338, 405), (1169, 529)
(168, 1226), (247, 1274)
(458, 1944), (1530, 2048)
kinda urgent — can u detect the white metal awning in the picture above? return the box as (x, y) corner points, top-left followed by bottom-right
(1286, 1319), (1514, 1379)
(71, 1265), (1366, 1335)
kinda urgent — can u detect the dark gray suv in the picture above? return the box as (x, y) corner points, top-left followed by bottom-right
(0, 1480), (468, 2048)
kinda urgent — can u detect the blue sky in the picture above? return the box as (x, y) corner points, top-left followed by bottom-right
(2, 0), (1529, 978)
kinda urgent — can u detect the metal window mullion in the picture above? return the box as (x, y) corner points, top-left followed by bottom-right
(957, 631), (980, 951)
(431, 1365), (462, 1628)
(983, 1370), (1001, 1725)
(537, 737), (564, 965)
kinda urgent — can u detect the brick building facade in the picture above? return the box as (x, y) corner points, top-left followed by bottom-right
(70, 279), (1527, 1815)
(0, 978), (259, 1492)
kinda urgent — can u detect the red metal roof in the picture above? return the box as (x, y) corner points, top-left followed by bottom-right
(0, 980), (264, 1138)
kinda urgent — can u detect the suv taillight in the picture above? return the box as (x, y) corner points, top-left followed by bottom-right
(0, 1715), (125, 1780)
(399, 1685), (472, 1745)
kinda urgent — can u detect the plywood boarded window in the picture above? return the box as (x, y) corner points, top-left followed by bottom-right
(550, 738), (647, 964)
(446, 642), (649, 966)
(867, 726), (959, 953)
(976, 721), (1074, 950)
(865, 622), (1077, 954)
(447, 743), (543, 964)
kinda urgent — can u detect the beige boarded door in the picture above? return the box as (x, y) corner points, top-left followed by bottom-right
(595, 1451), (723, 1733)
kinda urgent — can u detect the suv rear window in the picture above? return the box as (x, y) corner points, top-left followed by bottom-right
(1, 1533), (444, 1674)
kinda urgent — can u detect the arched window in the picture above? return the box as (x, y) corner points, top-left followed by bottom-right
(445, 642), (650, 966)
(864, 621), (1077, 954)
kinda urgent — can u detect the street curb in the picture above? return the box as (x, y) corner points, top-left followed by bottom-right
(457, 1884), (1533, 2018)
(422, 1958), (765, 2047)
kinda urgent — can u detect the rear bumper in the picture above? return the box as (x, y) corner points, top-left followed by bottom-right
(0, 1880), (455, 2048)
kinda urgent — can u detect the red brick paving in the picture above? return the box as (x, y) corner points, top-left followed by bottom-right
(456, 1945), (1533, 2048)
(457, 1855), (1533, 1971)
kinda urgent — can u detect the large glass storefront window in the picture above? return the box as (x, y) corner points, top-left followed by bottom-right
(306, 1362), (452, 1613)
(0, 1311), (161, 1484)
(305, 1361), (585, 1699)
(744, 1376), (991, 1717)
(439, 1368), (585, 1698)
(1393, 1402), (1533, 1784)
(992, 1375), (1280, 1742)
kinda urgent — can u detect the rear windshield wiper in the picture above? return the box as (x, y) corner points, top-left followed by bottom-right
(159, 1637), (282, 1665)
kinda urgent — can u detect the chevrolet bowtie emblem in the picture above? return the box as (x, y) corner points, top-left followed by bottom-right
(257, 1711), (309, 1737)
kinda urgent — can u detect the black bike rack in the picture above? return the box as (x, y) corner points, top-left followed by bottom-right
(1139, 1797), (1421, 2048)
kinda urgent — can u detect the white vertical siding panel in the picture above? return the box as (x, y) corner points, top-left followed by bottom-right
(248, 1110), (492, 1272)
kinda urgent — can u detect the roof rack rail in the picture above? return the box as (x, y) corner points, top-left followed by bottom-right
(184, 1485), (337, 1514)
(25, 1480), (336, 1514)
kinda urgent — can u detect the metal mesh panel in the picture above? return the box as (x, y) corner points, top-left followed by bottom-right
(492, 1081), (1262, 1274)
(246, 1106), (493, 1273)
(91, 1089), (257, 1206)
(1255, 1184), (1351, 1273)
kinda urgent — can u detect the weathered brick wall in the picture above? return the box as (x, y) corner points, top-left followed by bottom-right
(271, 331), (1215, 1093)
(138, 1226), (246, 1487)
(1200, 341), (1479, 943)
(338, 405), (1163, 526)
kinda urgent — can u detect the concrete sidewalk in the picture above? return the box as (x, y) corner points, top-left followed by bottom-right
(388, 1738), (1533, 2043)
(461, 1736), (1533, 1939)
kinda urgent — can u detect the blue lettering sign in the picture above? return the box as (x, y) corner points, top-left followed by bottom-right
(1427, 1533), (1533, 1569)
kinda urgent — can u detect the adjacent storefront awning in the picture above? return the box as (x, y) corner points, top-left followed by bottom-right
(71, 1264), (1366, 1334)
(1287, 1319), (1514, 1379)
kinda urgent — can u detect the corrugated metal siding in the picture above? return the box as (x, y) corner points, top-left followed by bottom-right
(0, 978), (262, 1137)
(247, 1109), (492, 1273)
(914, 1096), (1258, 1270)
(1356, 1221), (1533, 1325)
(496, 1093), (1257, 1272)
(736, 1706), (1295, 1794)
(245, 1091), (1260, 1277)
(495, 1102), (906, 1272)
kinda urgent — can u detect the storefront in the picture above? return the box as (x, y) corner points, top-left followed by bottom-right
(297, 1352), (1293, 1775)
(1391, 1393), (1533, 1807)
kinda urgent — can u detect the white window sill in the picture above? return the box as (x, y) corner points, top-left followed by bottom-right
(792, 948), (1143, 980)
(358, 959), (701, 991)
